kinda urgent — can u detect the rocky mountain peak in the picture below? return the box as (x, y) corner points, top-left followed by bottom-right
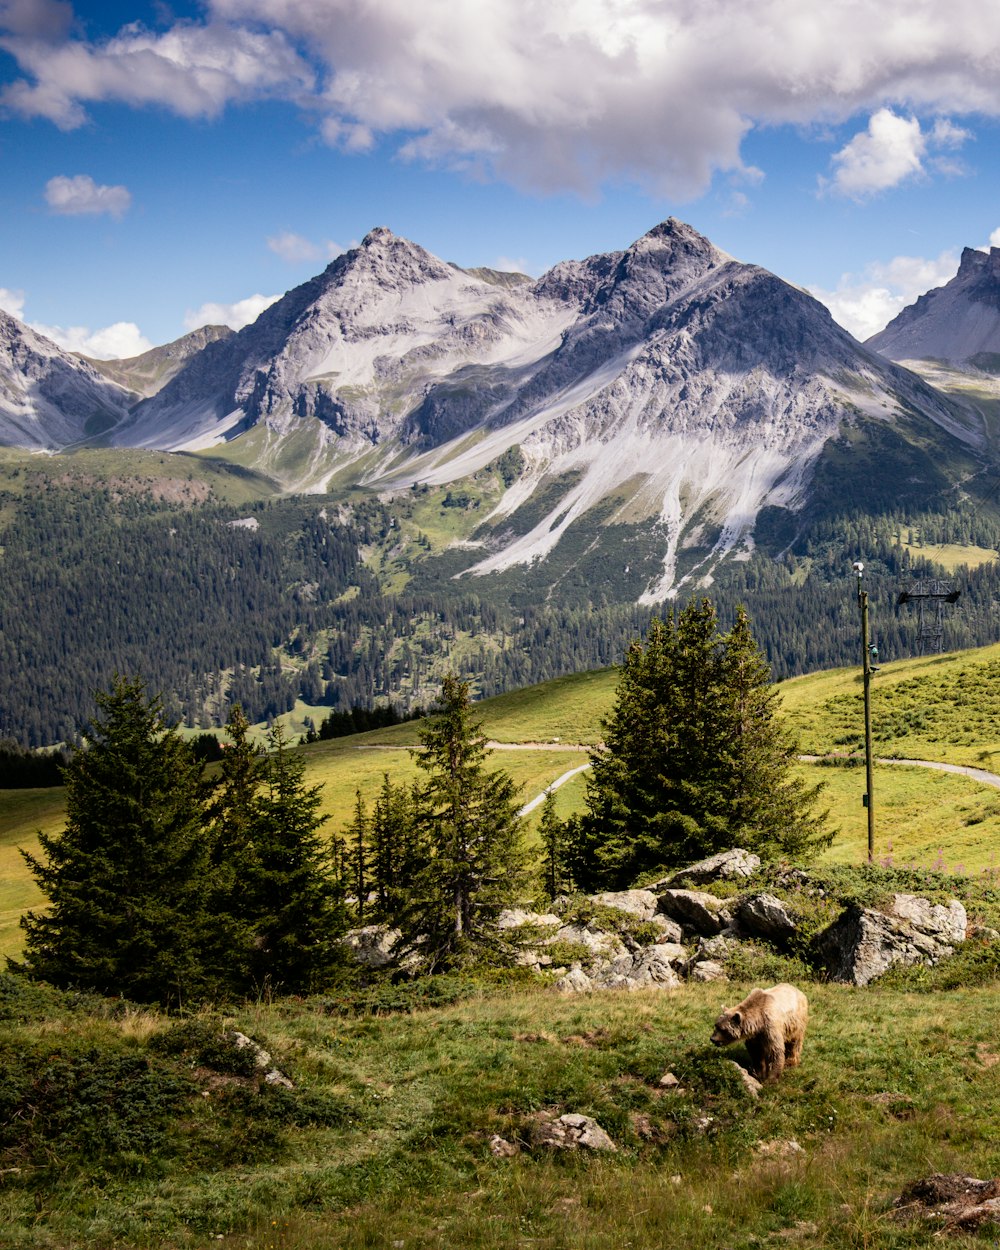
(340, 225), (456, 291)
(868, 243), (1000, 364)
(956, 245), (1000, 282)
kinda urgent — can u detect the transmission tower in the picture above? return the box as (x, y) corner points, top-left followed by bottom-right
(896, 578), (961, 655)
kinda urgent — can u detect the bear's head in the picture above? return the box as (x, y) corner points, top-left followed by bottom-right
(710, 1007), (743, 1046)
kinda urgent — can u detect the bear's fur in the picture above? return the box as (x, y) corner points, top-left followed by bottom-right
(710, 982), (808, 1082)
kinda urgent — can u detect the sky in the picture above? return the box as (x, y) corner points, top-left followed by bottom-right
(4, 0), (1000, 358)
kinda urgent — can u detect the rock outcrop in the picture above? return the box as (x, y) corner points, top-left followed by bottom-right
(817, 894), (967, 986)
(341, 852), (978, 991)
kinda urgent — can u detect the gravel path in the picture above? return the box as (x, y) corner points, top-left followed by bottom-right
(518, 763), (592, 816)
(799, 754), (1000, 789)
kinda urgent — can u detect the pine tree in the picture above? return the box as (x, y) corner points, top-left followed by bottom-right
(370, 772), (419, 920)
(716, 606), (831, 860)
(204, 704), (266, 993)
(17, 676), (212, 1005)
(344, 790), (371, 924)
(538, 789), (569, 902)
(400, 675), (528, 970)
(239, 722), (347, 994)
(568, 602), (831, 889)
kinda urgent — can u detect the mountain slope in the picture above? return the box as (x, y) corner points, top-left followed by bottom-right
(82, 325), (234, 399)
(101, 219), (983, 599)
(868, 247), (1000, 368)
(0, 311), (132, 448)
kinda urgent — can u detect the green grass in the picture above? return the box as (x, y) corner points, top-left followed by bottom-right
(778, 641), (1000, 767)
(2, 976), (1000, 1248)
(898, 541), (997, 572)
(13, 642), (1000, 955)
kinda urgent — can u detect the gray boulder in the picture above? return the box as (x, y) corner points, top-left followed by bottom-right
(658, 888), (734, 936)
(818, 893), (967, 986)
(531, 1113), (617, 1152)
(737, 892), (800, 943)
(554, 943), (683, 992)
(340, 924), (403, 969)
(553, 966), (594, 992)
(590, 888), (660, 919)
(687, 959), (727, 983)
(670, 848), (762, 885)
(648, 914), (684, 942)
(497, 908), (561, 930)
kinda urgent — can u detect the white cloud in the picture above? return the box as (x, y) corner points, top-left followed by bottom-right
(266, 231), (343, 264)
(30, 319), (154, 359)
(0, 287), (26, 319)
(809, 250), (960, 340)
(1, 20), (314, 129)
(0, 0), (72, 40)
(827, 110), (926, 198)
(183, 293), (281, 332)
(825, 109), (972, 199)
(989, 227), (1000, 249)
(4, 2), (1000, 197)
(44, 173), (132, 218)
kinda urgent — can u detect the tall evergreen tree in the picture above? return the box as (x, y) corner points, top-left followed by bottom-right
(231, 723), (346, 994)
(17, 677), (212, 1005)
(716, 606), (830, 860)
(567, 601), (831, 889)
(399, 676), (527, 970)
(370, 772), (419, 920)
(538, 789), (569, 902)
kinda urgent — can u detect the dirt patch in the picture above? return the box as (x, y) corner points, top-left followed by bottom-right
(894, 1173), (1000, 1231)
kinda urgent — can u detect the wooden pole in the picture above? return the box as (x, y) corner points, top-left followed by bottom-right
(858, 583), (875, 862)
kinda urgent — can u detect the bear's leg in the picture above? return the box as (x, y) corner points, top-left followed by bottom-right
(785, 1033), (804, 1067)
(757, 1030), (785, 1082)
(744, 1036), (766, 1079)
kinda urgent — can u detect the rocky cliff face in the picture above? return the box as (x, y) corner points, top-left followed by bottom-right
(0, 311), (132, 448)
(0, 220), (984, 598)
(867, 247), (1000, 367)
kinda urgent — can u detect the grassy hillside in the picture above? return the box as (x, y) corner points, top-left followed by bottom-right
(2, 973), (1000, 1249)
(7, 642), (1000, 956)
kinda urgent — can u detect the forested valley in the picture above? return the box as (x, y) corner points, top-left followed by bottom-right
(4, 465), (1000, 748)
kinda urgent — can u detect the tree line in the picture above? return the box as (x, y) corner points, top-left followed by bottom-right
(16, 603), (826, 1003)
(4, 473), (1000, 752)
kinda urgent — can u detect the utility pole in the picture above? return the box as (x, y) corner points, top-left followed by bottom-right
(853, 561), (875, 861)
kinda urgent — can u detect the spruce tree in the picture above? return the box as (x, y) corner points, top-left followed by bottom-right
(400, 676), (527, 970)
(204, 704), (266, 994)
(716, 606), (830, 860)
(239, 722), (347, 994)
(344, 790), (371, 924)
(568, 601), (831, 889)
(370, 772), (419, 920)
(538, 789), (569, 902)
(17, 676), (212, 1005)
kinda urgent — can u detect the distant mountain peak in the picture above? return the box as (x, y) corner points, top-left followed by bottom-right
(869, 243), (1000, 365)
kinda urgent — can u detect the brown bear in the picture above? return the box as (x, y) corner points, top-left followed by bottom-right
(710, 983), (808, 1082)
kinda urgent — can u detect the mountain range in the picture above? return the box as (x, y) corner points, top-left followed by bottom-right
(1, 219), (993, 604)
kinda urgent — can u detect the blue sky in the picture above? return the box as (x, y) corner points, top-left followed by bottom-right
(3, 0), (1000, 357)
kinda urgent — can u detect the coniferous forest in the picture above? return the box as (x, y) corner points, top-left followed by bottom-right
(2, 464), (1000, 747)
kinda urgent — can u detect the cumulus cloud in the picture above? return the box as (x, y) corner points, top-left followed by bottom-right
(30, 319), (155, 359)
(809, 250), (961, 340)
(825, 108), (971, 199)
(4, 1), (1000, 197)
(44, 173), (132, 218)
(0, 0), (72, 40)
(183, 293), (281, 332)
(1, 19), (314, 129)
(267, 231), (343, 263)
(0, 287), (26, 319)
